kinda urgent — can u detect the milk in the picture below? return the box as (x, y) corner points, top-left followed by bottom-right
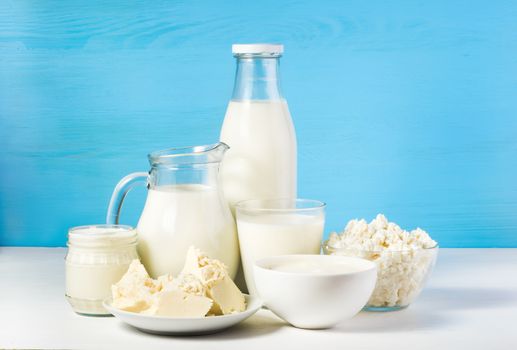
(137, 184), (239, 279)
(220, 100), (297, 210)
(236, 213), (324, 296)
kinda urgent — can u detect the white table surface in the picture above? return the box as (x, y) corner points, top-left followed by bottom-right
(1, 247), (516, 349)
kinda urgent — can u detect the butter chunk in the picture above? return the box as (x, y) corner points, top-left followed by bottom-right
(167, 272), (208, 296)
(111, 259), (158, 312)
(208, 275), (246, 314)
(146, 290), (213, 317)
(112, 248), (246, 317)
(181, 246), (245, 315)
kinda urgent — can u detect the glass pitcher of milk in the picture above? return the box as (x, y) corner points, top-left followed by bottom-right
(106, 143), (239, 279)
(220, 43), (297, 211)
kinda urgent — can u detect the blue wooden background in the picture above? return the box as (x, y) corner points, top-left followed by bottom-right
(1, 0), (516, 247)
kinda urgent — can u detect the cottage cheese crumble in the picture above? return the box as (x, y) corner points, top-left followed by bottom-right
(327, 214), (438, 308)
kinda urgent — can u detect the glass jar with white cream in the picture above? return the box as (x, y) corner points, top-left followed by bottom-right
(65, 225), (138, 316)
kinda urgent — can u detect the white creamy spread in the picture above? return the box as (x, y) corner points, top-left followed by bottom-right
(111, 246), (246, 317)
(65, 225), (138, 315)
(328, 214), (437, 307)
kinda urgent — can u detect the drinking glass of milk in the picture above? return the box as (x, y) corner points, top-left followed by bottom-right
(235, 199), (326, 296)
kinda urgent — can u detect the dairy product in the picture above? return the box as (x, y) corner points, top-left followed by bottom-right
(326, 214), (438, 308)
(220, 100), (297, 210)
(268, 260), (365, 274)
(328, 214), (437, 251)
(151, 290), (213, 317)
(181, 246), (246, 315)
(112, 259), (214, 318)
(111, 259), (158, 312)
(65, 225), (138, 315)
(67, 264), (135, 301)
(236, 213), (324, 296)
(111, 247), (245, 317)
(137, 184), (239, 279)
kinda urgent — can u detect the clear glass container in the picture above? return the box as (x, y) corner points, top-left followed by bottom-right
(235, 198), (325, 297)
(65, 225), (138, 316)
(230, 43), (285, 100)
(220, 44), (297, 211)
(323, 241), (438, 311)
(106, 142), (239, 279)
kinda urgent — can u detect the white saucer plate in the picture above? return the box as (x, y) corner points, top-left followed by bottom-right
(103, 295), (262, 335)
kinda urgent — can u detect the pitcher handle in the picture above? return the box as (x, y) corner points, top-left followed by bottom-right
(106, 172), (149, 225)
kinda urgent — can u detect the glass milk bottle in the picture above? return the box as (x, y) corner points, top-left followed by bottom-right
(220, 44), (297, 211)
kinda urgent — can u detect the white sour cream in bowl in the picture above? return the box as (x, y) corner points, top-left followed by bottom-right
(253, 254), (377, 329)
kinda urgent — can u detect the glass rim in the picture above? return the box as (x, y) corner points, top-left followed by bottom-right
(233, 52), (282, 58)
(148, 142), (229, 166)
(323, 239), (439, 253)
(235, 198), (326, 213)
(69, 224), (134, 233)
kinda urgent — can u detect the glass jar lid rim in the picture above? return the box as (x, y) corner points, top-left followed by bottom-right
(68, 225), (137, 247)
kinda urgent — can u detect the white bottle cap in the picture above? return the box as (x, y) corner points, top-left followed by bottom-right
(232, 43), (284, 55)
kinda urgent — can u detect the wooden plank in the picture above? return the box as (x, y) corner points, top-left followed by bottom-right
(1, 0), (516, 246)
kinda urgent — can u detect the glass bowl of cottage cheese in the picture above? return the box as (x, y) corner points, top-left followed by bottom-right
(323, 214), (438, 311)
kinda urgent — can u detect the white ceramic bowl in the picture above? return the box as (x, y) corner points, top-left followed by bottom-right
(253, 254), (377, 329)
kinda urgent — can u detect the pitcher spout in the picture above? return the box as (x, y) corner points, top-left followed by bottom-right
(148, 142), (229, 167)
(207, 142), (229, 162)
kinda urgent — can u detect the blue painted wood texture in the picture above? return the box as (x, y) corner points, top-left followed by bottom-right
(1, 0), (517, 247)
